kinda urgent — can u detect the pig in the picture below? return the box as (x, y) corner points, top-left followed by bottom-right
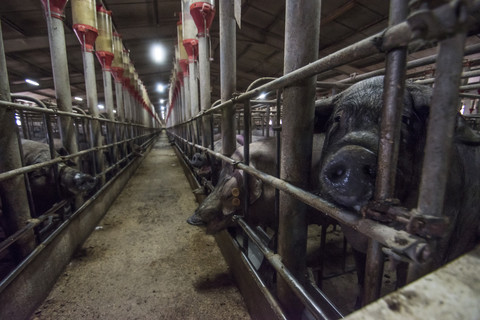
(315, 76), (480, 306)
(21, 139), (97, 216)
(187, 134), (325, 233)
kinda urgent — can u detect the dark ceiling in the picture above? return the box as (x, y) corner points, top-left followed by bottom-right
(1, 0), (480, 117)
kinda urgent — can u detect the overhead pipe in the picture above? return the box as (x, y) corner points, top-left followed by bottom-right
(190, 0), (215, 148)
(219, 0), (236, 157)
(71, 0), (105, 184)
(0, 22), (36, 260)
(277, 0), (321, 316)
(41, 0), (79, 161)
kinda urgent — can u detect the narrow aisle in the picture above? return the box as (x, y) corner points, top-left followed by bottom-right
(32, 132), (250, 320)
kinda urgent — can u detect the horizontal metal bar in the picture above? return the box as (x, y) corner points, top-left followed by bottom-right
(170, 132), (429, 262)
(236, 218), (339, 320)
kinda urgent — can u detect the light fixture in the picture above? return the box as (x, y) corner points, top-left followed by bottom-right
(113, 109), (117, 113)
(98, 104), (105, 110)
(258, 92), (267, 100)
(160, 99), (165, 103)
(74, 96), (83, 101)
(157, 84), (165, 93)
(25, 79), (39, 86)
(151, 44), (166, 64)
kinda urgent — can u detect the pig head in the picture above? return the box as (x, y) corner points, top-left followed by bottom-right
(316, 76), (480, 274)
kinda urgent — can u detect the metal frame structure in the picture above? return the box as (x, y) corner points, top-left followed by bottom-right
(167, 0), (480, 319)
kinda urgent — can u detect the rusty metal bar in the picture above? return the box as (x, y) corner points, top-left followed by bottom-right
(364, 0), (409, 305)
(277, 0), (321, 316)
(0, 21), (36, 260)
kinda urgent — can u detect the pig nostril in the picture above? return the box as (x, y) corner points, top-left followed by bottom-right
(363, 165), (376, 178)
(327, 165), (346, 182)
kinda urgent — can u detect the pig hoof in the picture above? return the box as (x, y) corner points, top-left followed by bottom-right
(187, 214), (205, 226)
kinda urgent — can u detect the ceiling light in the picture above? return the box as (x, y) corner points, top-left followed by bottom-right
(113, 109), (117, 113)
(258, 92), (267, 99)
(74, 96), (83, 101)
(157, 84), (165, 93)
(151, 44), (166, 64)
(25, 79), (39, 86)
(98, 104), (104, 110)
(160, 99), (165, 103)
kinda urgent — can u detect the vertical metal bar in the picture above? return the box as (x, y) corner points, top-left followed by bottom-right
(198, 31), (212, 147)
(0, 21), (35, 259)
(409, 30), (468, 282)
(274, 89), (282, 253)
(266, 105), (271, 138)
(45, 10), (79, 161)
(220, 0), (237, 157)
(242, 100), (251, 252)
(82, 50), (105, 184)
(277, 1), (321, 316)
(364, 0), (409, 306)
(103, 70), (118, 165)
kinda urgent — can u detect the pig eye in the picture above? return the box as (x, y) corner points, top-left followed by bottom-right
(334, 115), (341, 123)
(402, 115), (411, 126)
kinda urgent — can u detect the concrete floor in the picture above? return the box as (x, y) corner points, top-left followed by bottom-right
(30, 132), (251, 320)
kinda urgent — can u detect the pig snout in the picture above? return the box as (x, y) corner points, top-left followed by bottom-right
(72, 173), (97, 193)
(320, 145), (376, 210)
(186, 210), (206, 226)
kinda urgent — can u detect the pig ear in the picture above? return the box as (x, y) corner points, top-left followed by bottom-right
(314, 97), (334, 133)
(455, 116), (480, 145)
(249, 177), (263, 204)
(406, 82), (432, 116)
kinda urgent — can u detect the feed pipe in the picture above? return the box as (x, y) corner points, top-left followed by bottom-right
(172, 132), (429, 264)
(172, 0), (480, 125)
(219, 0), (237, 157)
(0, 23), (36, 259)
(42, 0), (79, 160)
(364, 0), (408, 305)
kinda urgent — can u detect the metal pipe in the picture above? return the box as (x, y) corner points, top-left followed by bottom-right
(198, 33), (212, 147)
(410, 30), (468, 281)
(189, 61), (199, 117)
(364, 0), (409, 305)
(82, 49), (105, 185)
(0, 22), (36, 260)
(277, 1), (321, 316)
(220, 0), (236, 157)
(236, 218), (339, 320)
(173, 132), (429, 264)
(103, 70), (118, 164)
(44, 7), (79, 161)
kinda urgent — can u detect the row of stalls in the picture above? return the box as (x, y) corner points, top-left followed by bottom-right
(0, 1), (162, 318)
(167, 0), (480, 319)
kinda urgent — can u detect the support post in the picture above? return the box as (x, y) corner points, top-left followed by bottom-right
(0, 22), (36, 259)
(277, 1), (321, 317)
(220, 0), (236, 156)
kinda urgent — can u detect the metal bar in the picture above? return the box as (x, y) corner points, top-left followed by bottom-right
(277, 1), (321, 316)
(365, 0), (409, 305)
(198, 32), (212, 147)
(409, 30), (468, 281)
(242, 100), (251, 252)
(0, 21), (36, 260)
(45, 10), (79, 160)
(220, 0), (237, 157)
(274, 89), (282, 253)
(236, 218), (339, 320)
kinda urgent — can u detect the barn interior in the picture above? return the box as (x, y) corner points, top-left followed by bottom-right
(1, 0), (480, 319)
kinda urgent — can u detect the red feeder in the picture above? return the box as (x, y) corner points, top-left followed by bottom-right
(40, 0), (68, 19)
(73, 24), (98, 52)
(183, 39), (198, 61)
(190, 2), (216, 35)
